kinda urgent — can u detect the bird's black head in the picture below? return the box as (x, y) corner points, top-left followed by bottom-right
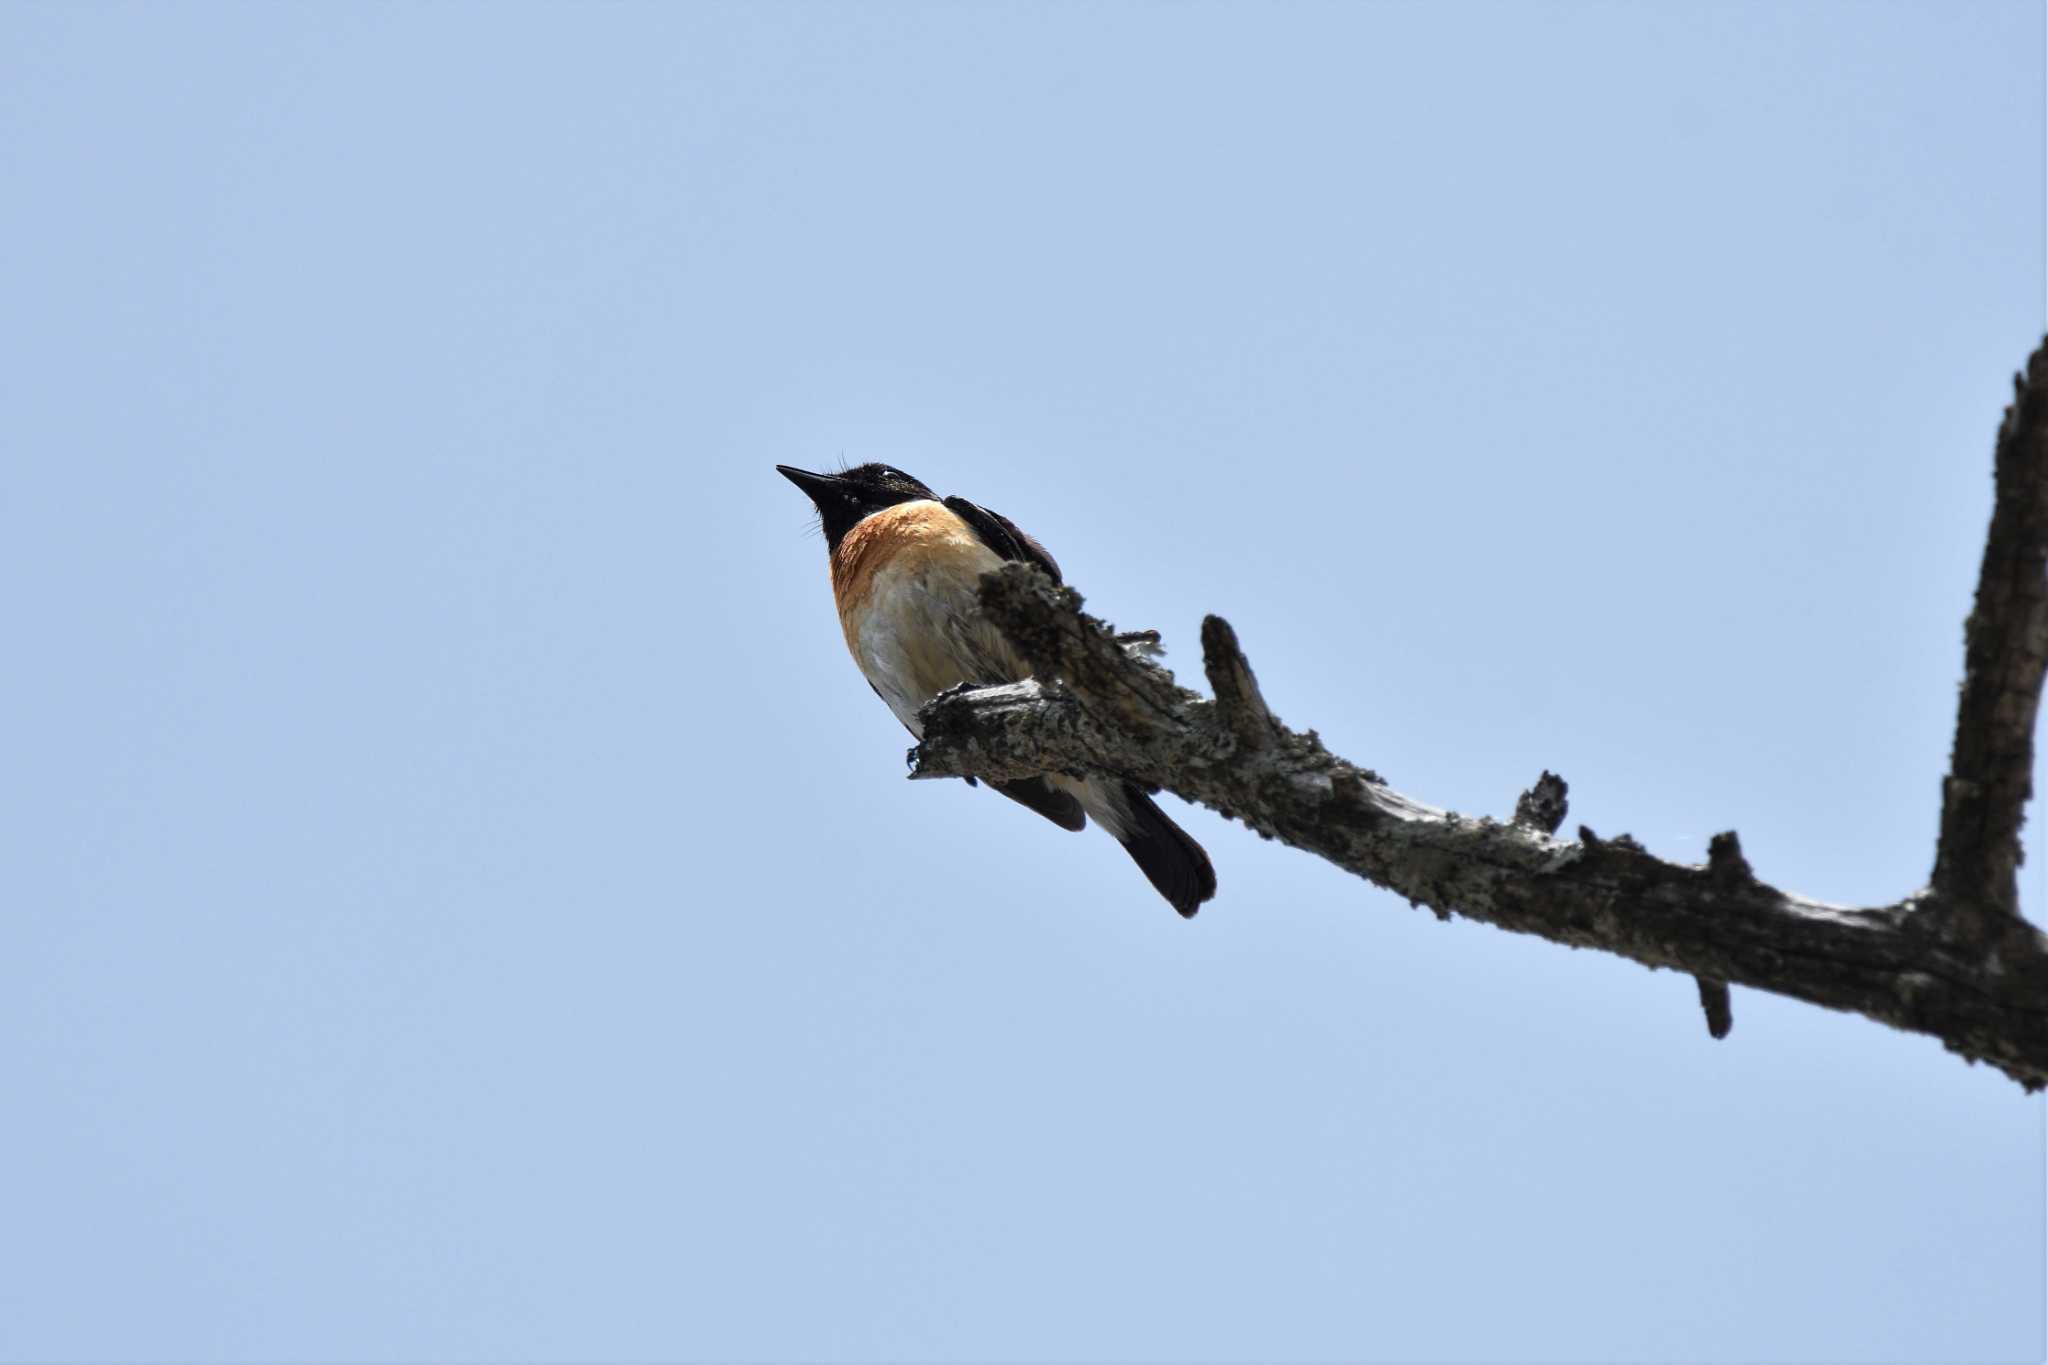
(776, 462), (938, 551)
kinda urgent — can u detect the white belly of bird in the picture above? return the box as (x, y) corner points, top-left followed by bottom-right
(852, 550), (1026, 737)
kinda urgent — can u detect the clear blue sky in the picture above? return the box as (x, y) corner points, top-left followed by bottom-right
(2, 3), (2042, 1360)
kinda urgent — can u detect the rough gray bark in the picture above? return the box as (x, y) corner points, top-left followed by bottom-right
(1933, 348), (2048, 929)
(911, 340), (2048, 1092)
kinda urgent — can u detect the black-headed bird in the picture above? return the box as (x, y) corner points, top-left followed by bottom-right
(777, 463), (1217, 917)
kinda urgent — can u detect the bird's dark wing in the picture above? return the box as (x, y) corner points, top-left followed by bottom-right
(943, 496), (1063, 584)
(990, 777), (1087, 831)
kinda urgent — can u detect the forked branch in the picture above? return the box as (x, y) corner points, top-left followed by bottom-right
(911, 339), (2048, 1091)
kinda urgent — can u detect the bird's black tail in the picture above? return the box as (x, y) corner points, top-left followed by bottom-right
(1115, 783), (1216, 918)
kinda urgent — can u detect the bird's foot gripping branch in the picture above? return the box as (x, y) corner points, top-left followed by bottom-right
(911, 338), (2048, 1093)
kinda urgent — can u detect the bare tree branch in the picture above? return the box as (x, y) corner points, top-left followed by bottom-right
(1692, 832), (1755, 1041)
(1511, 772), (1569, 836)
(911, 339), (2048, 1093)
(1933, 345), (2048, 933)
(1200, 615), (1277, 752)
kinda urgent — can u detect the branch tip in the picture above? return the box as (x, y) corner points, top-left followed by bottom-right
(1696, 978), (1734, 1040)
(1511, 770), (1569, 834)
(1932, 334), (2048, 918)
(1200, 614), (1276, 750)
(1706, 831), (1755, 890)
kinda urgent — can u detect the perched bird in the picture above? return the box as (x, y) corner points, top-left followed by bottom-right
(777, 462), (1217, 917)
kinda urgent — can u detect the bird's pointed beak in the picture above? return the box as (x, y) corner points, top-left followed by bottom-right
(776, 464), (843, 505)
